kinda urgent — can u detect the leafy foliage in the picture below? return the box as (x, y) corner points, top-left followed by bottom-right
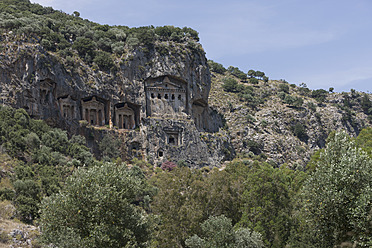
(0, 106), (95, 222)
(291, 132), (372, 247)
(226, 161), (307, 247)
(0, 0), (200, 68)
(222, 77), (239, 92)
(227, 66), (247, 81)
(185, 215), (264, 248)
(40, 162), (153, 248)
(291, 123), (308, 142)
(311, 89), (328, 103)
(150, 167), (242, 247)
(208, 60), (227, 74)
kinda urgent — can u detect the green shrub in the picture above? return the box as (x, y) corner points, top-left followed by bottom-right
(249, 77), (259, 84)
(40, 163), (153, 248)
(311, 89), (328, 103)
(279, 83), (289, 93)
(292, 123), (308, 142)
(208, 60), (226, 74)
(222, 77), (238, 92)
(72, 37), (96, 57)
(93, 51), (114, 71)
(227, 66), (247, 81)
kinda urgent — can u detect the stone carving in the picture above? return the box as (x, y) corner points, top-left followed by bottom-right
(164, 126), (182, 146)
(145, 76), (188, 117)
(81, 96), (107, 126)
(192, 99), (207, 131)
(114, 102), (140, 129)
(39, 79), (55, 105)
(58, 95), (77, 120)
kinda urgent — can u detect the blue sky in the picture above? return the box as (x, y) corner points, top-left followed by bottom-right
(31, 0), (372, 93)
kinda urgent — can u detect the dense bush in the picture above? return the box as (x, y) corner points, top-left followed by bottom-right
(227, 66), (247, 81)
(185, 215), (264, 248)
(208, 60), (227, 74)
(311, 89), (328, 103)
(93, 50), (114, 71)
(0, 0), (201, 70)
(292, 123), (308, 142)
(290, 132), (372, 247)
(0, 106), (95, 223)
(222, 77), (239, 92)
(278, 83), (290, 94)
(40, 162), (153, 248)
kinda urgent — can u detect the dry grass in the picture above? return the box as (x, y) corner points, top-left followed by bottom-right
(0, 242), (11, 248)
(0, 219), (39, 248)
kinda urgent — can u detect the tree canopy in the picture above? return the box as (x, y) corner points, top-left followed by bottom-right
(40, 162), (154, 248)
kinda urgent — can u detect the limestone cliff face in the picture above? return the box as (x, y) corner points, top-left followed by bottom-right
(208, 72), (372, 168)
(0, 35), (229, 167)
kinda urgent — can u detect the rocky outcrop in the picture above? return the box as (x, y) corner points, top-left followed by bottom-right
(0, 34), (228, 168)
(208, 73), (372, 168)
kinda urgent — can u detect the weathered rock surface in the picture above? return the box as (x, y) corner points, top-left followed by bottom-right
(208, 73), (372, 168)
(0, 34), (229, 168)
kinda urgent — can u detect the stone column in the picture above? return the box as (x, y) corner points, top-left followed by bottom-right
(96, 109), (99, 126)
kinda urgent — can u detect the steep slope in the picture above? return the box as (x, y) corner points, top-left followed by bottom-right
(208, 71), (372, 167)
(0, 0), (231, 168)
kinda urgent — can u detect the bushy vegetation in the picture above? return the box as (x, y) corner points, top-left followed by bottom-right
(1, 104), (371, 247)
(1, 2), (371, 247)
(222, 77), (264, 109)
(40, 162), (153, 248)
(289, 132), (372, 247)
(185, 215), (264, 248)
(0, 105), (95, 223)
(0, 0), (201, 71)
(208, 60), (227, 74)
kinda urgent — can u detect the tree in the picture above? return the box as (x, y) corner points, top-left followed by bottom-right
(278, 83), (289, 94)
(72, 37), (96, 57)
(255, 71), (265, 79)
(355, 127), (372, 156)
(231, 161), (306, 247)
(222, 77), (238, 92)
(249, 78), (259, 84)
(311, 89), (328, 103)
(247, 70), (256, 78)
(93, 51), (114, 71)
(98, 133), (121, 160)
(227, 66), (247, 81)
(185, 215), (264, 248)
(292, 132), (372, 247)
(292, 123), (308, 142)
(207, 60), (227, 74)
(40, 162), (153, 248)
(262, 76), (269, 83)
(150, 167), (242, 247)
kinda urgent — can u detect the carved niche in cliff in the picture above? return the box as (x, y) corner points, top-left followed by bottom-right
(58, 95), (77, 120)
(81, 96), (108, 126)
(21, 79), (56, 118)
(164, 126), (183, 146)
(145, 76), (188, 118)
(39, 79), (56, 105)
(192, 99), (207, 131)
(114, 102), (140, 129)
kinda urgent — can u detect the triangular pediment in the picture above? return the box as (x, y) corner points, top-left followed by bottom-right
(148, 80), (183, 89)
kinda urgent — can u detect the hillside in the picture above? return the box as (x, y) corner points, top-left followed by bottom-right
(0, 0), (232, 169)
(0, 1), (371, 247)
(1, 0), (371, 169)
(208, 63), (372, 167)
